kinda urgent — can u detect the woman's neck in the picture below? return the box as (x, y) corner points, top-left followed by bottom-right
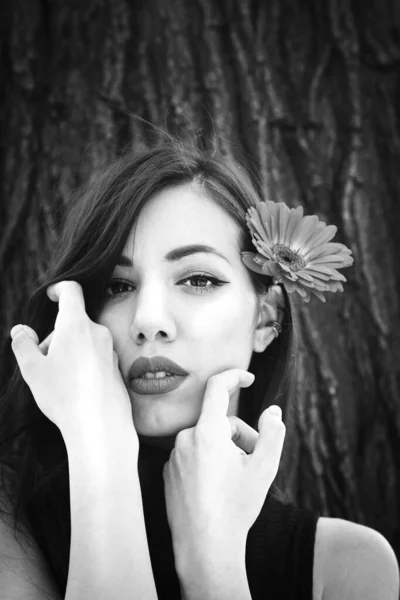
(137, 441), (173, 497)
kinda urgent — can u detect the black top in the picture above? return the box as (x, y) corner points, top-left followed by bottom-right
(138, 444), (320, 600)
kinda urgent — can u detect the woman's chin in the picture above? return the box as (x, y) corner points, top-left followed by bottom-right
(136, 420), (191, 448)
(133, 406), (200, 444)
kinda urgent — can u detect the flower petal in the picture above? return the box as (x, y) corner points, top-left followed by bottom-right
(282, 269), (299, 280)
(327, 281), (344, 292)
(295, 277), (315, 288)
(294, 284), (308, 297)
(241, 252), (266, 274)
(305, 242), (350, 262)
(305, 224), (338, 250)
(310, 256), (348, 266)
(302, 269), (330, 281)
(283, 206), (304, 246)
(252, 239), (275, 260)
(295, 285), (312, 301)
(263, 261), (282, 277)
(326, 270), (347, 282)
(295, 270), (314, 282)
(291, 215), (318, 253)
(281, 277), (298, 293)
(290, 215), (320, 252)
(303, 263), (336, 276)
(312, 279), (331, 290)
(265, 201), (279, 243)
(303, 246), (329, 262)
(247, 209), (270, 244)
(311, 288), (326, 302)
(277, 203), (290, 245)
(340, 254), (354, 268)
(257, 202), (274, 241)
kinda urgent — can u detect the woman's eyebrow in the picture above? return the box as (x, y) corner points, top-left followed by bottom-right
(116, 244), (232, 267)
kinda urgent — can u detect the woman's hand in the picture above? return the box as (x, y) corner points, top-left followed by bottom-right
(162, 368), (285, 577)
(10, 280), (136, 448)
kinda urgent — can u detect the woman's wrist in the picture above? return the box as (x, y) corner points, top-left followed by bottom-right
(178, 556), (251, 600)
(175, 535), (251, 600)
(63, 413), (139, 462)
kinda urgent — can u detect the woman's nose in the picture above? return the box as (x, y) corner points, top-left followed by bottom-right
(129, 279), (176, 344)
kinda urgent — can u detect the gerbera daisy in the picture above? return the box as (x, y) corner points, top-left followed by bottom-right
(241, 200), (354, 302)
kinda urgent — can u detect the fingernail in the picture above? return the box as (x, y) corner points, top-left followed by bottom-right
(243, 372), (255, 386)
(268, 405), (282, 420)
(47, 282), (63, 302)
(47, 284), (57, 301)
(10, 325), (23, 339)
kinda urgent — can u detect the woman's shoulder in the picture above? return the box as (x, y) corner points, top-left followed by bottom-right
(314, 516), (399, 600)
(0, 493), (62, 599)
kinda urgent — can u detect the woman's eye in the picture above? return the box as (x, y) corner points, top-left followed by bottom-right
(104, 273), (226, 300)
(104, 280), (134, 299)
(179, 273), (225, 294)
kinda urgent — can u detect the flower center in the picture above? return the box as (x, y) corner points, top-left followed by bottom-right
(271, 244), (306, 272)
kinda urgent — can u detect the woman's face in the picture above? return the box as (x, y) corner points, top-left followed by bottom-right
(97, 182), (262, 447)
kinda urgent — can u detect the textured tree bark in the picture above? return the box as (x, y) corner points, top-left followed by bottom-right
(1, 0), (400, 561)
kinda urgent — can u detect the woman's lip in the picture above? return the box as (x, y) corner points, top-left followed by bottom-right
(128, 356), (188, 379)
(128, 374), (188, 395)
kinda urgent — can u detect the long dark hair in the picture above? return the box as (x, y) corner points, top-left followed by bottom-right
(0, 133), (299, 596)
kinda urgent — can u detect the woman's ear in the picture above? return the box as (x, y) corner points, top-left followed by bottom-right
(252, 284), (285, 353)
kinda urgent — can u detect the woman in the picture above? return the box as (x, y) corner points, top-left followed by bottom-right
(0, 135), (398, 600)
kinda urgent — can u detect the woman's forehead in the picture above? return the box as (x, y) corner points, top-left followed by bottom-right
(122, 184), (241, 260)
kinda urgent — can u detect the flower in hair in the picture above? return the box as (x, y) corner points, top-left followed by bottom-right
(241, 200), (354, 302)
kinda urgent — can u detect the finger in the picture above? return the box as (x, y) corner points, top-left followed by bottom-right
(12, 326), (53, 357)
(197, 369), (255, 430)
(228, 416), (259, 454)
(47, 281), (87, 328)
(39, 331), (54, 355)
(10, 325), (44, 377)
(13, 325), (39, 345)
(251, 405), (286, 471)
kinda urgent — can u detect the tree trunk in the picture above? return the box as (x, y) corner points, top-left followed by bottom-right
(1, 0), (400, 559)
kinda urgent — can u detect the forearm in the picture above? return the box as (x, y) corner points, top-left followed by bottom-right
(64, 422), (157, 600)
(175, 539), (252, 600)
